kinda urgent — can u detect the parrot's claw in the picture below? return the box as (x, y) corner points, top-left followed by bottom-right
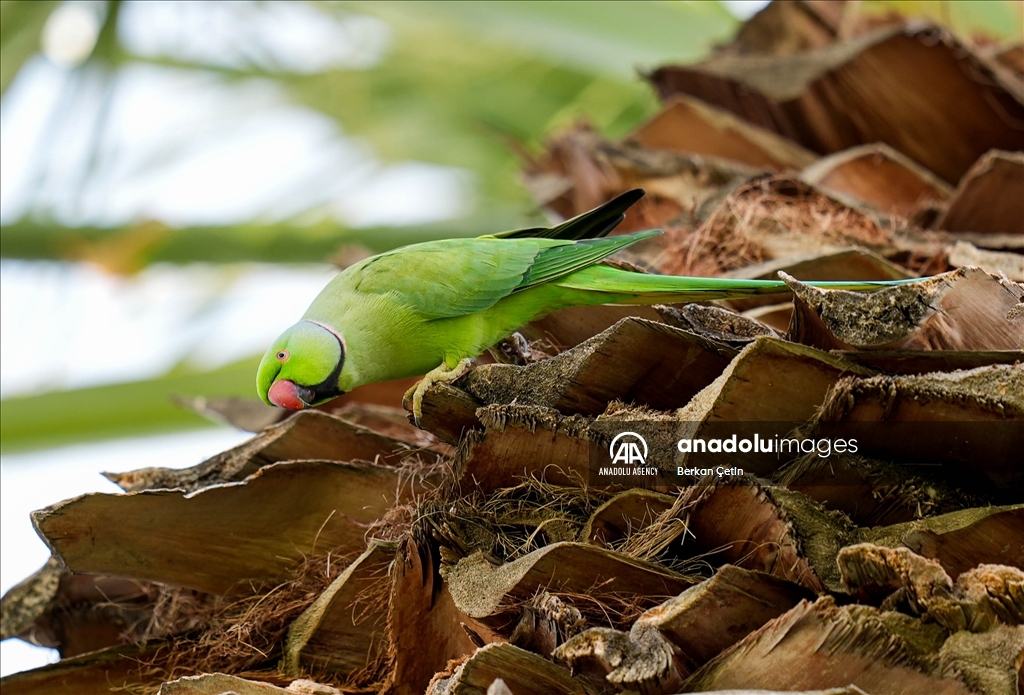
(404, 357), (475, 428)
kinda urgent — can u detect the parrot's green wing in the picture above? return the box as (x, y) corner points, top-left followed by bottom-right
(516, 231), (659, 290)
(349, 240), (541, 319)
(489, 189), (644, 241)
(346, 230), (659, 321)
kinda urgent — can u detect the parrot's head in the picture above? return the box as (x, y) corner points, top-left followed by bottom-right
(257, 320), (346, 410)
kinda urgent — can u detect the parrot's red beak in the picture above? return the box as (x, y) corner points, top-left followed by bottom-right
(268, 380), (310, 410)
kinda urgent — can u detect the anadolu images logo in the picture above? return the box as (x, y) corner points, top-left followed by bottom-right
(609, 431), (648, 465)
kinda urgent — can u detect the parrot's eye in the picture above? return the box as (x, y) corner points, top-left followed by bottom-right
(276, 350), (289, 363)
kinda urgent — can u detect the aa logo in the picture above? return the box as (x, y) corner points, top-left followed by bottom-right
(609, 431), (648, 465)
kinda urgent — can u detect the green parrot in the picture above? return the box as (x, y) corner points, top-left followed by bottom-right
(257, 189), (912, 425)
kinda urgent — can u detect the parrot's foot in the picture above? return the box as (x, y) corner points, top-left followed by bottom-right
(404, 358), (475, 429)
(488, 332), (533, 365)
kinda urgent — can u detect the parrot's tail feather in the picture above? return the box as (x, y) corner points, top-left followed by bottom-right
(494, 188), (646, 241)
(557, 265), (920, 303)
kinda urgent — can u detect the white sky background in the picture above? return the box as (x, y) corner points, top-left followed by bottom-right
(0, 0), (768, 677)
(720, 0), (772, 19)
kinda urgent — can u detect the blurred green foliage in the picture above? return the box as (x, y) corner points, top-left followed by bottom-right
(0, 357), (259, 452)
(292, 1), (737, 203)
(864, 0), (1023, 40)
(0, 1), (739, 255)
(0, 214), (533, 267)
(0, 0), (59, 93)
